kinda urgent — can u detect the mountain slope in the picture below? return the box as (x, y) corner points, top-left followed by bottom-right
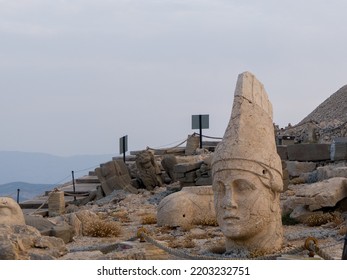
(0, 151), (114, 185)
(299, 85), (347, 125)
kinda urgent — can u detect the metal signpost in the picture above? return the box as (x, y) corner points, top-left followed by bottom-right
(71, 171), (76, 201)
(119, 135), (128, 162)
(192, 114), (209, 148)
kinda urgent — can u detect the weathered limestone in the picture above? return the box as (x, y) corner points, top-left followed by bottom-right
(48, 191), (65, 217)
(287, 144), (330, 161)
(0, 197), (25, 225)
(0, 224), (67, 260)
(212, 72), (283, 256)
(24, 215), (74, 244)
(317, 165), (347, 181)
(161, 155), (178, 182)
(282, 177), (347, 212)
(331, 138), (347, 161)
(135, 150), (163, 190)
(95, 159), (138, 195)
(286, 161), (317, 178)
(157, 186), (216, 227)
(185, 134), (200, 155)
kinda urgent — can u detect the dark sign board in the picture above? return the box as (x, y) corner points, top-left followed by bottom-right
(119, 135), (128, 154)
(192, 114), (209, 129)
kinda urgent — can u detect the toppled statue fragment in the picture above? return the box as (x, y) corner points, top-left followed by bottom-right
(0, 197), (25, 225)
(212, 71), (283, 256)
(136, 150), (163, 190)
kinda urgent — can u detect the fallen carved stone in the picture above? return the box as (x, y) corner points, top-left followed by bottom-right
(157, 186), (216, 227)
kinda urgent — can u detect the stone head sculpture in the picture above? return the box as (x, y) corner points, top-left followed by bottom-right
(212, 72), (283, 256)
(0, 197), (26, 225)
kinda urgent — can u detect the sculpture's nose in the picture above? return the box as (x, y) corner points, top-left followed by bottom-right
(222, 185), (238, 209)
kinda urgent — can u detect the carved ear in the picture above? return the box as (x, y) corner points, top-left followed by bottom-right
(269, 191), (280, 212)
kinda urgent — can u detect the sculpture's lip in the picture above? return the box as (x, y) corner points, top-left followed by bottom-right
(223, 215), (240, 220)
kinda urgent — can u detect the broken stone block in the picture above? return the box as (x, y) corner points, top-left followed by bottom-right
(185, 134), (200, 155)
(277, 145), (288, 160)
(289, 205), (323, 223)
(283, 177), (347, 212)
(95, 160), (138, 195)
(161, 155), (177, 182)
(317, 165), (347, 181)
(286, 161), (317, 177)
(287, 144), (330, 161)
(173, 161), (203, 173)
(135, 150), (163, 190)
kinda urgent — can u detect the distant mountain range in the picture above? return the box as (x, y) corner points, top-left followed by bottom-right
(0, 151), (114, 185)
(0, 182), (55, 202)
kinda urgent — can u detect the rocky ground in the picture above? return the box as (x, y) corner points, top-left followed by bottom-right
(52, 185), (346, 260)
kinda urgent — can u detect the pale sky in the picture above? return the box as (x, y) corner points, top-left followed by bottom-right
(1, 0), (347, 156)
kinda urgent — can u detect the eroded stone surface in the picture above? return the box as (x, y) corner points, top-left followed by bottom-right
(136, 150), (163, 190)
(283, 177), (347, 212)
(95, 160), (138, 195)
(157, 186), (216, 227)
(0, 197), (25, 225)
(212, 71), (283, 256)
(0, 224), (67, 260)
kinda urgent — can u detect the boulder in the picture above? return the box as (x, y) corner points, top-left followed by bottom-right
(135, 150), (163, 190)
(289, 205), (323, 222)
(185, 134), (200, 155)
(95, 160), (138, 195)
(282, 177), (347, 212)
(286, 161), (317, 177)
(0, 224), (67, 260)
(317, 165), (347, 181)
(24, 215), (74, 243)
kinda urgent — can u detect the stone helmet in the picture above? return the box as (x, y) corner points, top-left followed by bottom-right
(212, 71), (283, 193)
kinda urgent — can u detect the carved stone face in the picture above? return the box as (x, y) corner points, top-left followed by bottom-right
(212, 170), (274, 241)
(0, 197), (25, 225)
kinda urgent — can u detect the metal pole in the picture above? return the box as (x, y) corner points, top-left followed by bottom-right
(342, 231), (347, 260)
(16, 189), (20, 203)
(199, 114), (203, 149)
(72, 170), (76, 201)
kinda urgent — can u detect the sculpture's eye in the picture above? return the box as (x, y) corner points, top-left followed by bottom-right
(235, 179), (255, 192)
(213, 181), (225, 194)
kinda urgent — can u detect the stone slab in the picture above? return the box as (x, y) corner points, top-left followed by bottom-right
(330, 142), (347, 161)
(277, 145), (288, 160)
(75, 175), (100, 184)
(173, 161), (203, 173)
(282, 177), (347, 211)
(287, 144), (330, 161)
(286, 161), (317, 177)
